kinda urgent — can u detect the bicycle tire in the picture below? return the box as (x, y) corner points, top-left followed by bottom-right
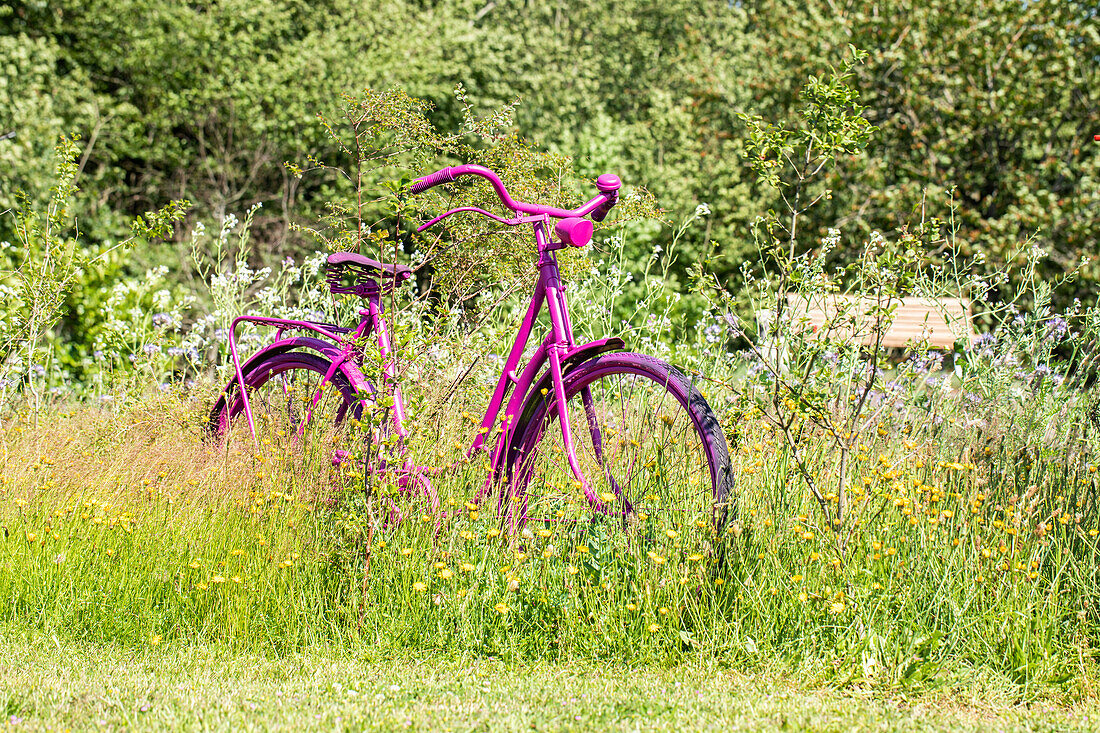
(506, 353), (735, 536)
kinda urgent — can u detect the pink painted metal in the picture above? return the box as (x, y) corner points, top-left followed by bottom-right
(215, 165), (627, 518)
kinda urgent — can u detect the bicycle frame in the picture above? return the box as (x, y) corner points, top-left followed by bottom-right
(224, 164), (625, 506)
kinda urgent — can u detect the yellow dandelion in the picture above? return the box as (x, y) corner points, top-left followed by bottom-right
(647, 623), (660, 634)
(412, 582), (427, 592)
(494, 603), (509, 615)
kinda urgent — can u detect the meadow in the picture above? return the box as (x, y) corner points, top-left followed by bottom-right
(1, 26), (1098, 726)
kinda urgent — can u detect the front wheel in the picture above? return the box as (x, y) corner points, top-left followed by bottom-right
(506, 353), (735, 537)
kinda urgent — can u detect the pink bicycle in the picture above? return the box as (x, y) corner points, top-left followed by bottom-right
(207, 165), (734, 532)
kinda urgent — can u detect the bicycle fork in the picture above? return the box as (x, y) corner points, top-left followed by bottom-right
(541, 254), (631, 516)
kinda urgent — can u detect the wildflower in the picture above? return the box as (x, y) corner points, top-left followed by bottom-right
(647, 623), (660, 634)
(212, 575), (226, 584)
(830, 601), (846, 614)
(149, 634), (162, 646)
(797, 592), (808, 602)
(687, 554), (704, 562)
(438, 569), (453, 579)
(567, 565), (579, 575)
(494, 603), (509, 615)
(599, 492), (617, 503)
(401, 548), (413, 556)
(487, 529), (501, 538)
(230, 576), (242, 584)
(412, 582), (427, 592)
(658, 607), (669, 616)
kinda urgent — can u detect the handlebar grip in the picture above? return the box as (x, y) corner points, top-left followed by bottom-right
(591, 192), (618, 222)
(410, 167), (457, 194)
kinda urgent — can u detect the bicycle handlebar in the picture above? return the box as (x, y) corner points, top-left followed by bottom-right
(410, 164), (621, 222)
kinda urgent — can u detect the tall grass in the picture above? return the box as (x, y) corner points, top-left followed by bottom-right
(1, 368), (1097, 694)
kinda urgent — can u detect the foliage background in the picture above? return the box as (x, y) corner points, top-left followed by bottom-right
(1, 0), (1098, 372)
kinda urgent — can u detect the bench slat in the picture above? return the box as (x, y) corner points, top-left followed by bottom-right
(782, 293), (973, 348)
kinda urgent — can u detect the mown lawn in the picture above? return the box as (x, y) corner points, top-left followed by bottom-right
(0, 628), (1093, 732)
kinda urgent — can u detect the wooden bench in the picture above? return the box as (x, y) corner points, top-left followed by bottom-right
(780, 294), (974, 349)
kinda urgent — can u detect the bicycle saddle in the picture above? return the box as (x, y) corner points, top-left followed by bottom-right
(326, 251), (413, 281)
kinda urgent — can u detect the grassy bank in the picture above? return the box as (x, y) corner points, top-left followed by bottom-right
(0, 389), (1097, 698)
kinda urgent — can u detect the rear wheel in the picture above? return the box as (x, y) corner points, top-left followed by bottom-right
(506, 353), (734, 541)
(207, 351), (367, 457)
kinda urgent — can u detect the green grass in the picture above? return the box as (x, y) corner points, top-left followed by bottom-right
(0, 628), (1094, 731)
(3, 389), (1100, 717)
